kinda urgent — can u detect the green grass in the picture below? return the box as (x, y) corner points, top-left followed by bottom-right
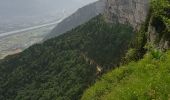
(81, 50), (170, 100)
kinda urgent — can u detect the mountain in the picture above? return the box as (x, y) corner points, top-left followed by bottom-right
(45, 0), (106, 40)
(45, 0), (149, 40)
(104, 0), (149, 29)
(0, 15), (134, 100)
(0, 0), (170, 99)
(81, 0), (170, 99)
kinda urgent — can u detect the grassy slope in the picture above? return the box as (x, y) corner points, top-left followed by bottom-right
(0, 15), (133, 100)
(82, 50), (170, 100)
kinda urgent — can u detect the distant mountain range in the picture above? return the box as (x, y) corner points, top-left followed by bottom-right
(45, 0), (105, 40)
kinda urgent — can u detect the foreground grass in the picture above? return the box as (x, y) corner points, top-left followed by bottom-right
(82, 50), (170, 100)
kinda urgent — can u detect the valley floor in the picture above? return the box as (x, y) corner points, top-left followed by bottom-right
(0, 25), (55, 59)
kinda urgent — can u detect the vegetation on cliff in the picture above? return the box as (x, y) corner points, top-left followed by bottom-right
(82, 50), (170, 100)
(151, 0), (170, 42)
(82, 0), (170, 99)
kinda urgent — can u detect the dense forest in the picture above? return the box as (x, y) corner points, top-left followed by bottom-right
(0, 15), (134, 100)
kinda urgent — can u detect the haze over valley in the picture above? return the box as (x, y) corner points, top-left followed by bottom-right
(0, 0), (98, 59)
(0, 0), (97, 33)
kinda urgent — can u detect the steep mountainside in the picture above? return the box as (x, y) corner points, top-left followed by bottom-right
(0, 0), (169, 99)
(46, 0), (150, 40)
(45, 0), (105, 40)
(82, 50), (170, 100)
(0, 15), (134, 100)
(82, 0), (170, 99)
(104, 0), (149, 29)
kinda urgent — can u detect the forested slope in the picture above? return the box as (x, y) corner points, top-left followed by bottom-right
(0, 15), (134, 100)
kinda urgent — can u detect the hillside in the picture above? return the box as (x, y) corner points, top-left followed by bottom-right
(82, 50), (170, 100)
(82, 0), (170, 99)
(45, 0), (105, 40)
(0, 15), (134, 100)
(0, 0), (169, 99)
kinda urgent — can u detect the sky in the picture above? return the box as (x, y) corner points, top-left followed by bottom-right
(0, 0), (98, 16)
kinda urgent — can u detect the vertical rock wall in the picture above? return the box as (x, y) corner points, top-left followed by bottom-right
(104, 0), (149, 30)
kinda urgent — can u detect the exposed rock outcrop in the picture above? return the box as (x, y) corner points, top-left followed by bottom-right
(104, 0), (149, 30)
(45, 0), (150, 40)
(147, 19), (170, 50)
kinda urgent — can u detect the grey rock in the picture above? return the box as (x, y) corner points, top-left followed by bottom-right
(104, 0), (149, 30)
(45, 0), (150, 40)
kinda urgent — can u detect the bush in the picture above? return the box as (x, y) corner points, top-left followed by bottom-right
(123, 48), (138, 63)
(150, 49), (163, 60)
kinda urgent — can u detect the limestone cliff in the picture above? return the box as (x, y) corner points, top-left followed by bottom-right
(147, 0), (170, 50)
(45, 0), (150, 40)
(104, 0), (149, 30)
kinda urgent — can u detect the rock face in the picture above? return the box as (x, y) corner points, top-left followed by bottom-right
(45, 0), (106, 40)
(148, 20), (170, 50)
(45, 0), (150, 40)
(104, 0), (149, 30)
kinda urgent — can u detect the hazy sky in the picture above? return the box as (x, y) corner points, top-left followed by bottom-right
(0, 0), (98, 16)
